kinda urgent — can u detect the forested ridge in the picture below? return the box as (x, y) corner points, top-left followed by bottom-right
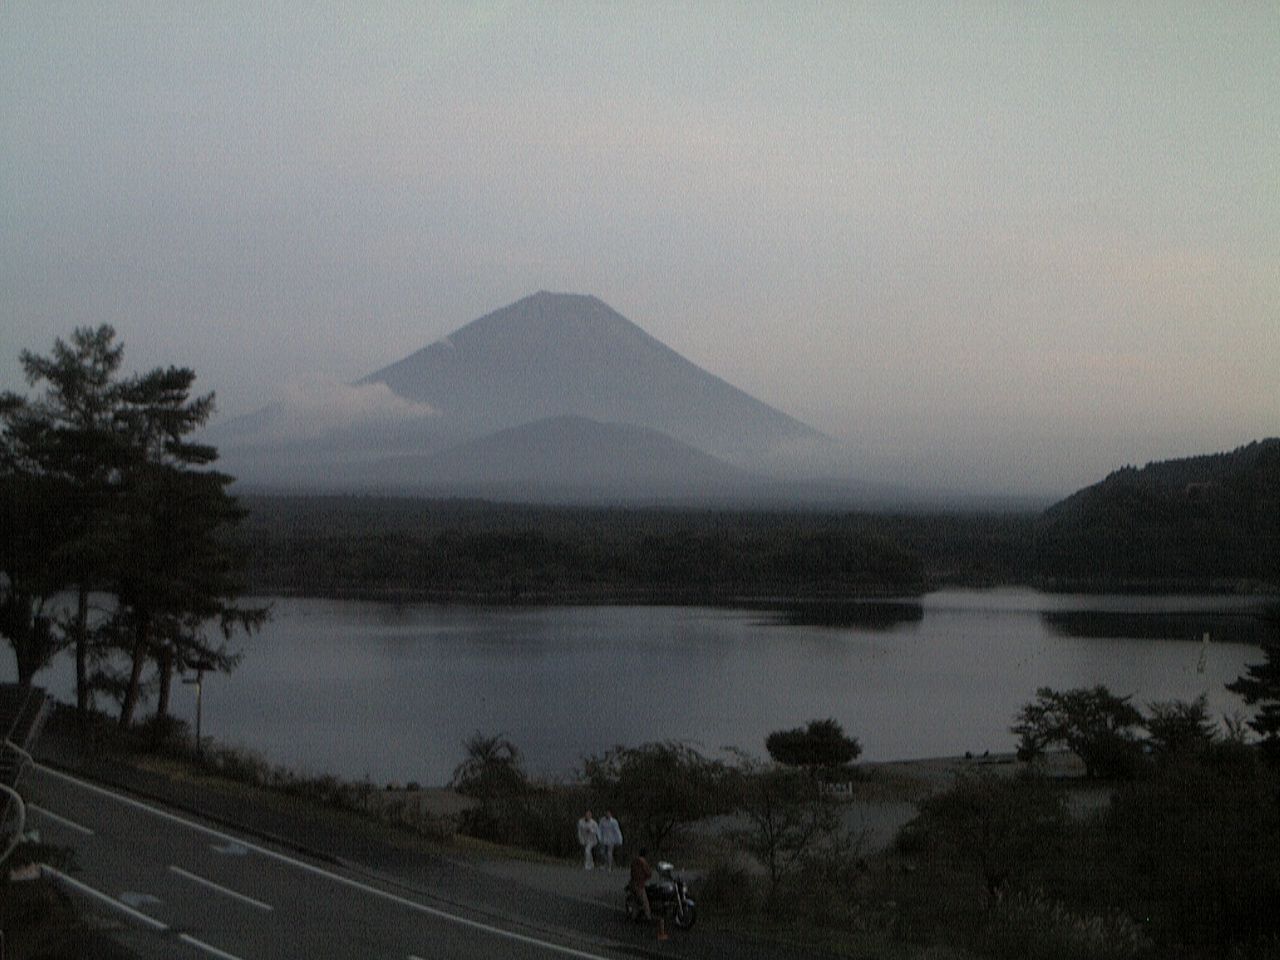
(234, 438), (1280, 601)
(1033, 439), (1280, 591)
(234, 496), (1020, 601)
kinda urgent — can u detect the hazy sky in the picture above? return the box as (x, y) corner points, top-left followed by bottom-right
(3, 3), (1277, 496)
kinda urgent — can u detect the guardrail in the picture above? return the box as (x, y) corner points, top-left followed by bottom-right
(0, 685), (51, 869)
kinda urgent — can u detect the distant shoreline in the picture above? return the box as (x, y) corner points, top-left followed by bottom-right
(247, 582), (1280, 607)
(248, 584), (928, 606)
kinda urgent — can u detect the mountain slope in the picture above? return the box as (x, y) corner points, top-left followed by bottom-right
(212, 291), (842, 499)
(1034, 439), (1280, 588)
(346, 415), (760, 502)
(362, 291), (827, 468)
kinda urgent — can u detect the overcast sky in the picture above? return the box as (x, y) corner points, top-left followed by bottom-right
(2, 3), (1276, 496)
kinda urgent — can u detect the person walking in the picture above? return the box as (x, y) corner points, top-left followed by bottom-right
(598, 811), (622, 870)
(576, 810), (600, 870)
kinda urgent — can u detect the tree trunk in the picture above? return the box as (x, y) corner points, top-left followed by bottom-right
(75, 585), (89, 715)
(118, 616), (149, 729)
(15, 624), (36, 687)
(155, 647), (173, 719)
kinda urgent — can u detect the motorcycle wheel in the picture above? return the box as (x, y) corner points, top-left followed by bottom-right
(674, 902), (697, 930)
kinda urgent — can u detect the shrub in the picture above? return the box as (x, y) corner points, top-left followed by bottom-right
(135, 712), (192, 752)
(1102, 754), (1280, 947)
(582, 741), (733, 853)
(898, 771), (1068, 906)
(457, 785), (585, 858)
(697, 859), (763, 918)
(981, 889), (1152, 960)
(729, 765), (840, 892)
(1143, 694), (1217, 765)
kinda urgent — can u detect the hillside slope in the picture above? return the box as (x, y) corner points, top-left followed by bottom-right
(1034, 439), (1280, 589)
(340, 415), (761, 502)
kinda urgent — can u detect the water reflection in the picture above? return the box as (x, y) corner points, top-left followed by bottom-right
(757, 601), (924, 631)
(18, 591), (1271, 784)
(1042, 608), (1279, 646)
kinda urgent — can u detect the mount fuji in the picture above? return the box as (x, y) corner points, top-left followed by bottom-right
(213, 292), (844, 502)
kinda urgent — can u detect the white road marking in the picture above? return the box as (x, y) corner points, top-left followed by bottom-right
(37, 764), (616, 960)
(120, 891), (164, 909)
(42, 863), (252, 960)
(210, 839), (250, 856)
(179, 932), (249, 960)
(28, 803), (95, 835)
(39, 864), (168, 931)
(170, 864), (274, 911)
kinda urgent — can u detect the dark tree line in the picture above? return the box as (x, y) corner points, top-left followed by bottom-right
(232, 496), (974, 602)
(0, 327), (265, 726)
(235, 438), (1280, 600)
(1034, 439), (1280, 590)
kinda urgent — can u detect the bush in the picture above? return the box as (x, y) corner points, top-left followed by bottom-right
(135, 712), (192, 752)
(898, 772), (1068, 906)
(981, 889), (1152, 960)
(1102, 753), (1280, 947)
(697, 859), (763, 918)
(1143, 694), (1217, 765)
(457, 785), (585, 858)
(728, 766), (836, 891)
(583, 741), (734, 853)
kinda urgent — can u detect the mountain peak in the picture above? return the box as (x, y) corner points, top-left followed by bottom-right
(359, 293), (828, 470)
(216, 292), (840, 497)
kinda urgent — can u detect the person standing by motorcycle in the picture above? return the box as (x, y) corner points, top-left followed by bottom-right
(598, 811), (622, 869)
(629, 847), (668, 941)
(577, 810), (600, 870)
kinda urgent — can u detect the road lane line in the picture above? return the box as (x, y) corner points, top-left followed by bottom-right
(37, 763), (617, 960)
(36, 764), (268, 850)
(179, 933), (248, 960)
(39, 864), (169, 931)
(169, 864), (274, 911)
(29, 803), (95, 835)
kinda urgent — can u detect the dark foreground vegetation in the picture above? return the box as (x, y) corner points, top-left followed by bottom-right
(39, 651), (1280, 960)
(439, 670), (1280, 959)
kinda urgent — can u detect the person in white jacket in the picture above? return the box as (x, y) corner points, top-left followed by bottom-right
(597, 811), (623, 869)
(576, 811), (600, 869)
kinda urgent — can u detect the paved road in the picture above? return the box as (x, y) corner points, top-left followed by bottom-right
(28, 764), (633, 960)
(27, 736), (841, 960)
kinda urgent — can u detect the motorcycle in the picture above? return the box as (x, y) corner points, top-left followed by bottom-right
(624, 860), (697, 930)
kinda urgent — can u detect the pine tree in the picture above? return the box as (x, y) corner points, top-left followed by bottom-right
(1227, 642), (1280, 758)
(8, 327), (134, 711)
(4, 326), (266, 725)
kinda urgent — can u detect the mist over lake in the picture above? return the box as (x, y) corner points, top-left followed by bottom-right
(23, 590), (1269, 785)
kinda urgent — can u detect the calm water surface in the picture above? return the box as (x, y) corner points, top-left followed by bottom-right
(26, 589), (1276, 784)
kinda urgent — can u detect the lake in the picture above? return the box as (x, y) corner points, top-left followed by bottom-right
(21, 589), (1277, 785)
